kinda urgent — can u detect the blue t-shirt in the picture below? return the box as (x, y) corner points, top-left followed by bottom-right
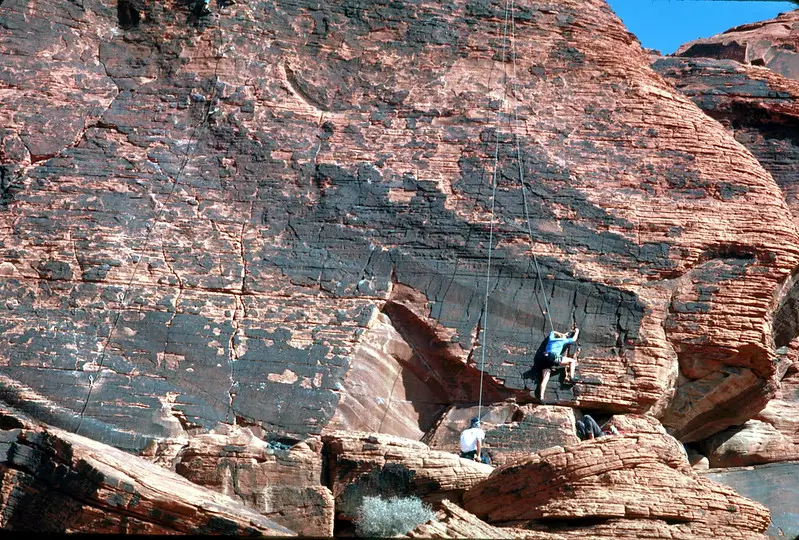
(544, 331), (576, 356)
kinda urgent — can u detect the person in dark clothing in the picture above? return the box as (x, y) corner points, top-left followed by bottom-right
(576, 414), (619, 440)
(534, 325), (580, 400)
(576, 414), (603, 440)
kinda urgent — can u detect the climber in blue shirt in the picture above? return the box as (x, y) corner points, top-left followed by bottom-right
(533, 324), (580, 401)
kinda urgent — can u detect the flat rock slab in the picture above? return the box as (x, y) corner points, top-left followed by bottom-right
(0, 421), (295, 535)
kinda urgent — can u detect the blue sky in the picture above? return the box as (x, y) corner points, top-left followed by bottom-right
(606, 0), (798, 54)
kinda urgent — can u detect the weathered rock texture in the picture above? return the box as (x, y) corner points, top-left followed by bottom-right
(653, 55), (799, 222)
(698, 361), (799, 467)
(405, 499), (526, 539)
(676, 10), (799, 80)
(423, 403), (579, 466)
(653, 51), (799, 463)
(2, 0), (799, 461)
(323, 430), (492, 520)
(462, 434), (770, 539)
(0, 410), (294, 535)
(174, 425), (333, 537)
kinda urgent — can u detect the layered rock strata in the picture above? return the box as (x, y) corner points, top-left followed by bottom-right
(174, 425), (333, 537)
(0, 410), (294, 535)
(698, 361), (799, 467)
(462, 434), (770, 539)
(405, 499), (527, 539)
(653, 55), (799, 222)
(1, 0), (798, 451)
(322, 430), (492, 520)
(653, 50), (799, 464)
(676, 10), (799, 80)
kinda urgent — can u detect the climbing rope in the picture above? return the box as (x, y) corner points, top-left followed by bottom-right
(509, 4), (555, 334)
(477, 0), (562, 422)
(477, 0), (513, 423)
(75, 8), (227, 435)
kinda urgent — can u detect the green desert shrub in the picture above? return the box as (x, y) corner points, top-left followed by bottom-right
(354, 495), (436, 537)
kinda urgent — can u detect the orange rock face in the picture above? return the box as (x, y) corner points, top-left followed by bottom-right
(0, 411), (294, 535)
(174, 426), (333, 537)
(676, 10), (799, 80)
(1, 0), (797, 452)
(462, 434), (770, 538)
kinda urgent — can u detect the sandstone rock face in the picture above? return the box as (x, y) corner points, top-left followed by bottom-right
(2, 0), (799, 459)
(653, 56), (799, 223)
(653, 50), (799, 464)
(676, 10), (799, 80)
(698, 361), (799, 467)
(424, 403), (579, 466)
(462, 434), (770, 539)
(405, 499), (524, 539)
(323, 430), (492, 520)
(0, 412), (294, 535)
(174, 425), (333, 537)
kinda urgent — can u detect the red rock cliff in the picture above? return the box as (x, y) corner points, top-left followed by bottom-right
(1, 0), (798, 456)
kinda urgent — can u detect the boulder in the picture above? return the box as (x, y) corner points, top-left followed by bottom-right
(462, 434), (770, 539)
(0, 418), (293, 535)
(174, 425), (333, 537)
(322, 430), (492, 520)
(424, 403), (579, 466)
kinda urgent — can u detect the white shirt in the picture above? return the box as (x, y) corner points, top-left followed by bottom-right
(460, 427), (485, 453)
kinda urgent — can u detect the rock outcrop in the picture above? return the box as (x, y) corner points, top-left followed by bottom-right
(653, 50), (799, 463)
(696, 361), (799, 467)
(676, 10), (799, 80)
(653, 54), (799, 222)
(462, 434), (770, 539)
(323, 430), (492, 520)
(0, 408), (294, 535)
(423, 403), (579, 466)
(1, 0), (798, 454)
(174, 425), (334, 537)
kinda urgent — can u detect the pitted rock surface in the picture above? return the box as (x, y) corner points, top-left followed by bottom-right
(676, 10), (799, 81)
(2, 0), (799, 454)
(462, 433), (770, 539)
